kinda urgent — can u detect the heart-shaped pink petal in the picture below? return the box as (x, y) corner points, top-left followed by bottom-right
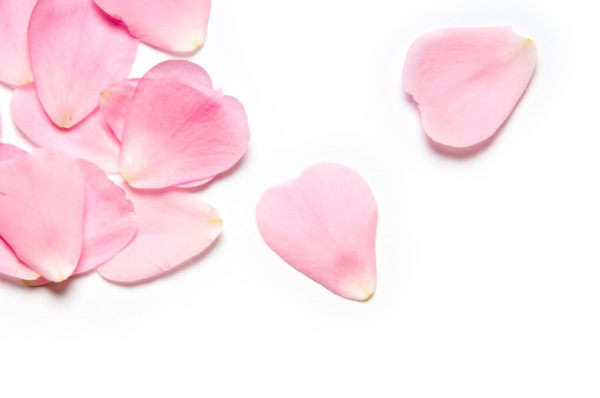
(93, 0), (211, 54)
(256, 163), (378, 301)
(119, 61), (249, 189)
(403, 27), (537, 149)
(28, 0), (138, 128)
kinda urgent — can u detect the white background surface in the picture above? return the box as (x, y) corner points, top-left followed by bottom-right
(1, 0), (599, 396)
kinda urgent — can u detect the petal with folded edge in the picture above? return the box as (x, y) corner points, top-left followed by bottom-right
(74, 160), (137, 275)
(0, 0), (36, 87)
(402, 27), (537, 149)
(256, 163), (378, 302)
(93, 0), (211, 54)
(0, 149), (86, 282)
(12, 84), (121, 173)
(119, 62), (249, 189)
(100, 61), (213, 141)
(28, 0), (138, 129)
(97, 185), (222, 284)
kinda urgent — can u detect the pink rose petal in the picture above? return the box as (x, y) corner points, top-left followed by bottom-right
(74, 160), (137, 275)
(97, 185), (222, 284)
(0, 0), (36, 87)
(119, 61), (249, 189)
(100, 60), (213, 141)
(256, 163), (378, 301)
(403, 27), (537, 149)
(93, 0), (211, 54)
(28, 0), (138, 128)
(0, 149), (86, 282)
(0, 238), (40, 282)
(11, 84), (121, 172)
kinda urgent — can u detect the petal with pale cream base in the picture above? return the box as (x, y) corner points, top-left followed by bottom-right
(119, 61), (249, 189)
(256, 163), (378, 301)
(403, 27), (537, 149)
(0, 149), (86, 282)
(97, 185), (222, 284)
(28, 0), (138, 128)
(12, 84), (121, 172)
(93, 0), (211, 54)
(0, 0), (36, 87)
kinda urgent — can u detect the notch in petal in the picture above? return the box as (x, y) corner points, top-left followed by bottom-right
(97, 185), (222, 284)
(402, 27), (537, 150)
(93, 0), (211, 54)
(12, 84), (121, 173)
(28, 0), (138, 128)
(0, 149), (86, 282)
(256, 163), (378, 301)
(0, 0), (36, 87)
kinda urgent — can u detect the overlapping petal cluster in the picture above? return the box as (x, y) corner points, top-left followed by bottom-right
(0, 0), (247, 285)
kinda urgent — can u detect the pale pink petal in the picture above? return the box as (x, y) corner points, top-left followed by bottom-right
(74, 160), (137, 275)
(97, 185), (222, 284)
(256, 163), (378, 301)
(0, 0), (36, 86)
(0, 149), (86, 282)
(0, 238), (40, 282)
(119, 62), (249, 189)
(143, 60), (213, 89)
(0, 143), (27, 161)
(100, 61), (212, 141)
(93, 0), (211, 54)
(403, 27), (537, 149)
(12, 84), (121, 172)
(28, 0), (138, 128)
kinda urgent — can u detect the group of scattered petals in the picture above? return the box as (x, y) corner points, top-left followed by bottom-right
(0, 1), (538, 302)
(0, 0), (247, 285)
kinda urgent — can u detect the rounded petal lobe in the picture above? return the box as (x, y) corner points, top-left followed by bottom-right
(12, 84), (121, 172)
(93, 0), (211, 54)
(0, 149), (86, 282)
(74, 160), (137, 275)
(97, 185), (222, 284)
(256, 163), (378, 301)
(402, 27), (537, 149)
(0, 0), (36, 86)
(120, 62), (249, 189)
(100, 62), (212, 140)
(29, 0), (138, 128)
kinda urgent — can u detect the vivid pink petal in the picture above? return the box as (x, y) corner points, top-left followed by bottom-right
(119, 61), (249, 189)
(0, 238), (40, 282)
(403, 27), (537, 149)
(0, 0), (36, 87)
(256, 163), (378, 301)
(97, 185), (222, 284)
(0, 149), (86, 282)
(28, 0), (138, 128)
(12, 84), (121, 172)
(93, 0), (211, 54)
(100, 61), (212, 141)
(74, 160), (137, 275)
